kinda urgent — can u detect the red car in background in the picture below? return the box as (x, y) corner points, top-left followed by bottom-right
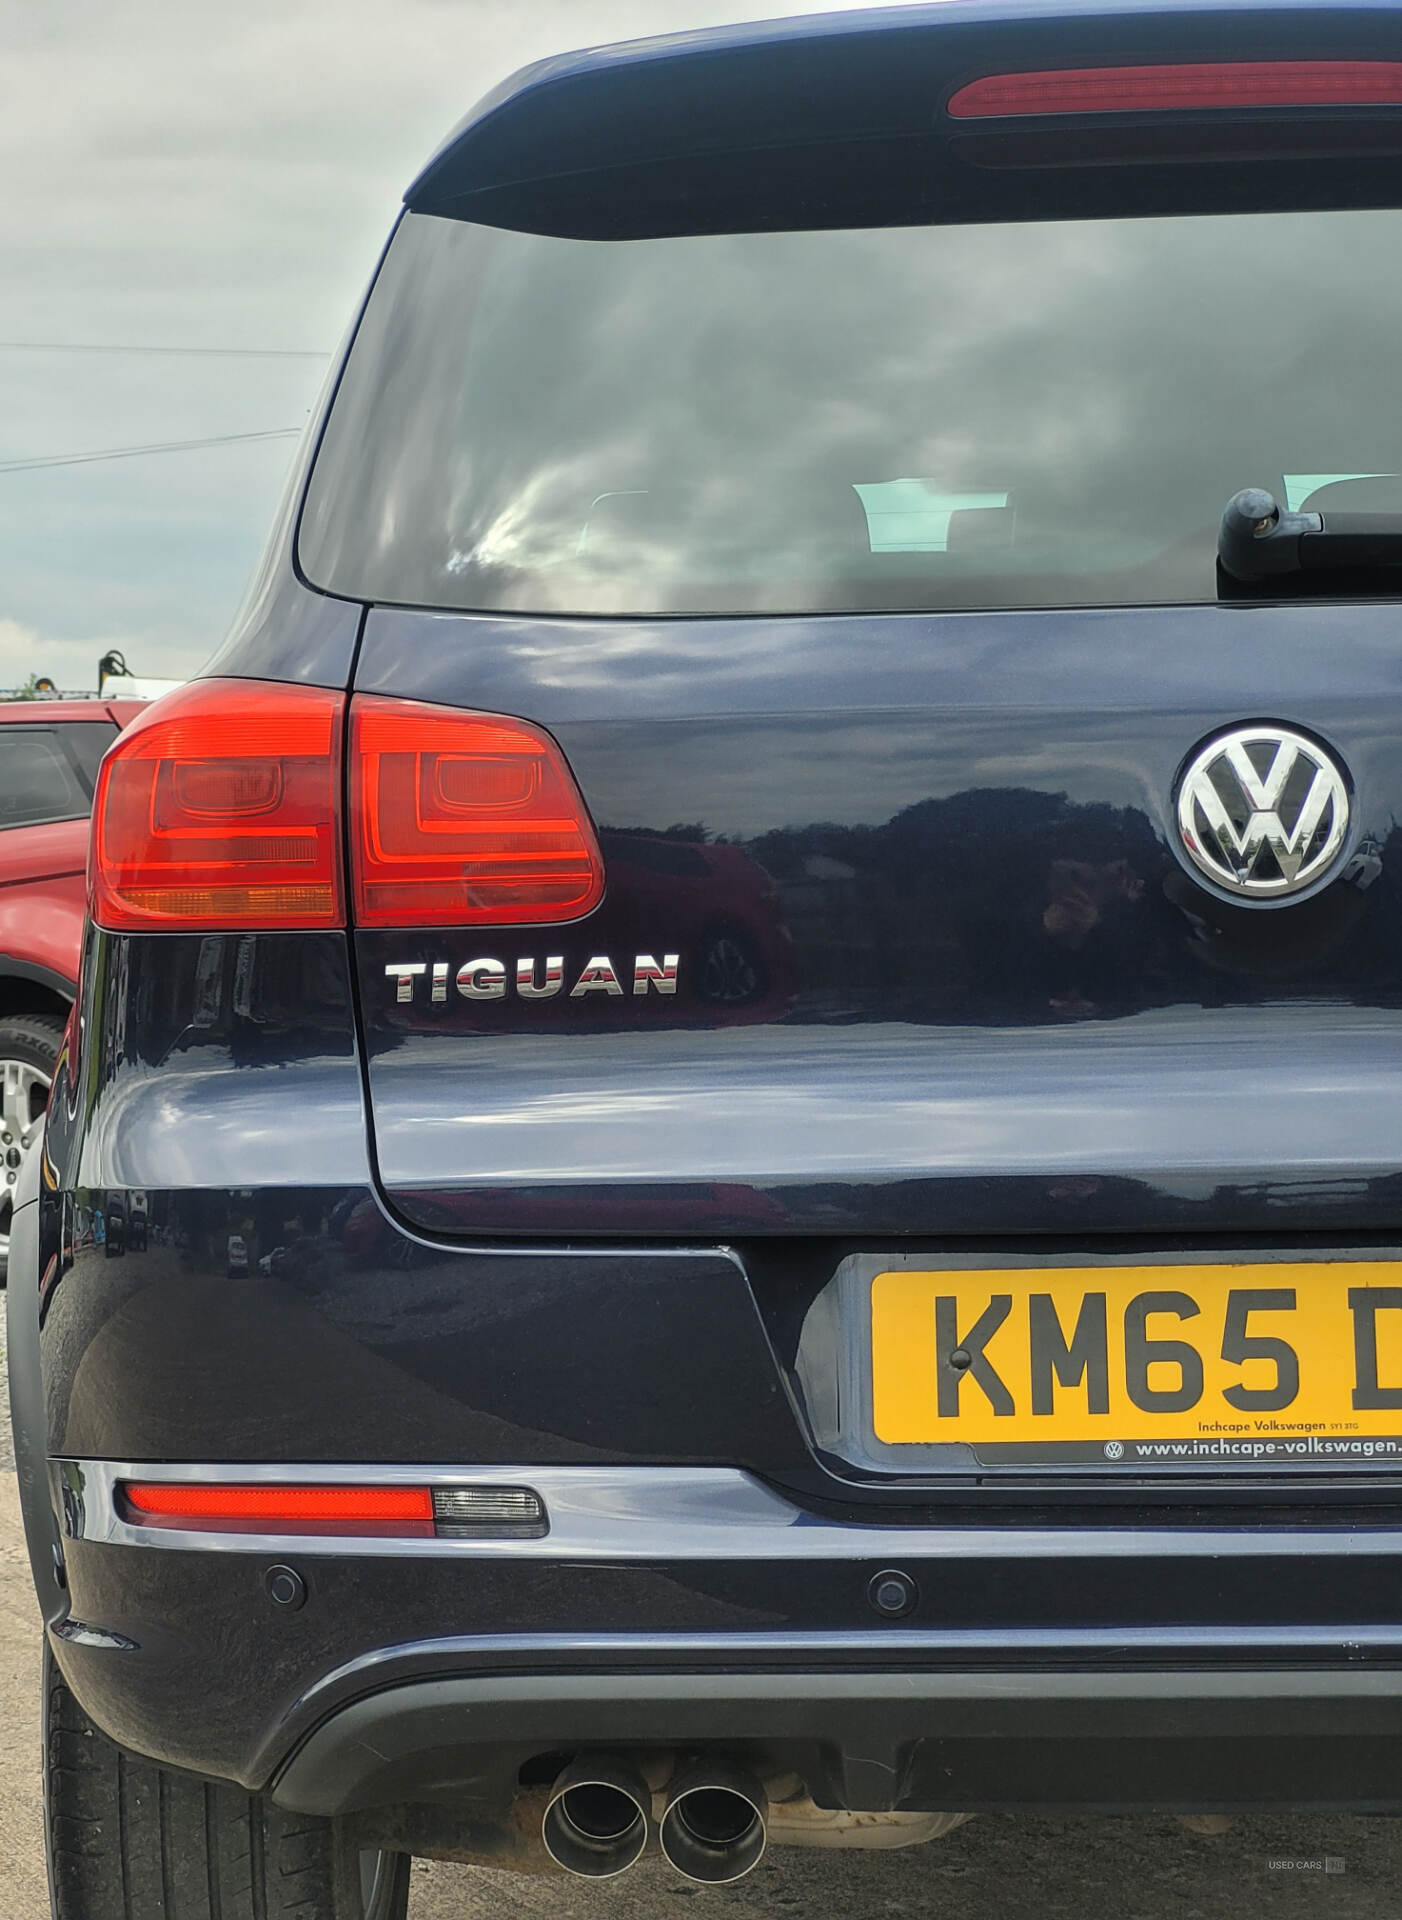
(0, 697), (143, 1279)
(599, 831), (798, 1021)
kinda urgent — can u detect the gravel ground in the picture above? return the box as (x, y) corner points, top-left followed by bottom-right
(409, 1817), (1402, 1918)
(0, 1307), (1397, 1917)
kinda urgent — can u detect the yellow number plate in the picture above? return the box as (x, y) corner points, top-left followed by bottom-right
(870, 1263), (1402, 1465)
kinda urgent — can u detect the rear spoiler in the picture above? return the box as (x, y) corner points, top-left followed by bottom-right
(405, 2), (1402, 238)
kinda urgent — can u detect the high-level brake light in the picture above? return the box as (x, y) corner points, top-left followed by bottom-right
(350, 696), (605, 928)
(947, 61), (1402, 120)
(90, 679), (344, 931)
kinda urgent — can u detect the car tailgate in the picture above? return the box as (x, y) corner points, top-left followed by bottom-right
(352, 599), (1402, 1238)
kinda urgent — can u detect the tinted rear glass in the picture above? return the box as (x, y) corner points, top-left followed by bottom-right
(60, 720), (117, 792)
(0, 730), (89, 828)
(299, 208), (1402, 616)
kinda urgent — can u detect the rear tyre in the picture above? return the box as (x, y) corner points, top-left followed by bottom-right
(45, 1650), (410, 1919)
(0, 1013), (65, 1287)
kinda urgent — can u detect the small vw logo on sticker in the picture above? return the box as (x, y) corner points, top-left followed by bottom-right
(1103, 1440), (1125, 1461)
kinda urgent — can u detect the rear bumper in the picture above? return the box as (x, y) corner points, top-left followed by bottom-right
(273, 1664), (1402, 1818)
(45, 1456), (1402, 1814)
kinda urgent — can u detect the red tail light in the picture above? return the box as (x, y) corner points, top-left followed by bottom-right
(350, 696), (605, 928)
(948, 61), (1402, 119)
(91, 679), (344, 931)
(89, 681), (605, 933)
(123, 1482), (435, 1534)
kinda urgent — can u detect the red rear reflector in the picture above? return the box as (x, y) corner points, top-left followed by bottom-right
(91, 679), (344, 931)
(350, 696), (605, 928)
(948, 61), (1402, 119)
(123, 1482), (435, 1532)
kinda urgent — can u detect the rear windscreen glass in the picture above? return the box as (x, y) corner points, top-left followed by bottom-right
(299, 208), (1402, 615)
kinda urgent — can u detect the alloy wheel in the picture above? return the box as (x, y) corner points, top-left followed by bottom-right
(698, 930), (763, 1004)
(0, 1055), (51, 1278)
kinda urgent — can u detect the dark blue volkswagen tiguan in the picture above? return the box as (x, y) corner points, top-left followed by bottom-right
(17, 3), (1402, 1912)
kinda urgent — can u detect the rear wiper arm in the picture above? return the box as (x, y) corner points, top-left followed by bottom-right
(1218, 487), (1402, 585)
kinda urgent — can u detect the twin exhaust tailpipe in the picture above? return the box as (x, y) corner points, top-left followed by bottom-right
(541, 1757), (652, 1879)
(658, 1763), (769, 1884)
(542, 1755), (768, 1883)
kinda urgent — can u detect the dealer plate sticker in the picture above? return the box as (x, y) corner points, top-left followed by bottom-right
(870, 1263), (1402, 1466)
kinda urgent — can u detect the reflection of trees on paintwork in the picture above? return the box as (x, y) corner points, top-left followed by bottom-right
(375, 787), (1402, 1039)
(744, 787), (1161, 1023)
(742, 787), (1398, 1027)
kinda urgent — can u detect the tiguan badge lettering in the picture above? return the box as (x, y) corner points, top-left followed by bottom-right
(385, 954), (681, 1003)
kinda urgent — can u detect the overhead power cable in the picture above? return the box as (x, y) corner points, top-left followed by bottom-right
(0, 340), (329, 359)
(0, 427), (301, 475)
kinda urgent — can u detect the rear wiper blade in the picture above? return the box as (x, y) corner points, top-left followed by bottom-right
(1219, 487), (1402, 585)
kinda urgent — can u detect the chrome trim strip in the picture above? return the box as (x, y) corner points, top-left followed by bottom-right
(52, 1459), (1402, 1562)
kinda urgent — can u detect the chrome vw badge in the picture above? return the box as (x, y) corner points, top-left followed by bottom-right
(1175, 725), (1350, 899)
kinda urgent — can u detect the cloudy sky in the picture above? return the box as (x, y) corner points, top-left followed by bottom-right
(0, 0), (882, 693)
